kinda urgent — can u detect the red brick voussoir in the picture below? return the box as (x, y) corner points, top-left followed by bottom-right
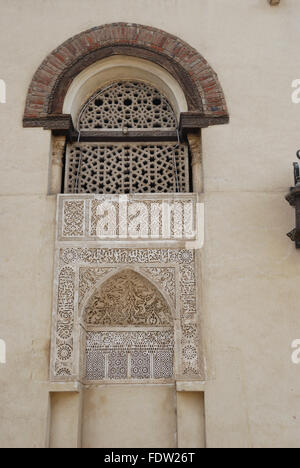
(23, 23), (229, 127)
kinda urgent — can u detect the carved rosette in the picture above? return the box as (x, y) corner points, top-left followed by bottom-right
(179, 264), (199, 375)
(54, 267), (75, 377)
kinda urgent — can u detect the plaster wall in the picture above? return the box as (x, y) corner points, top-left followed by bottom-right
(82, 385), (177, 448)
(0, 0), (299, 448)
(177, 392), (206, 448)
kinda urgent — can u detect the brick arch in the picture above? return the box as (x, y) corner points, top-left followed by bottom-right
(23, 23), (229, 130)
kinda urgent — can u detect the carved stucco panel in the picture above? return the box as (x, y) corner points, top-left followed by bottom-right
(58, 194), (198, 243)
(52, 266), (76, 377)
(62, 200), (85, 237)
(84, 270), (173, 327)
(51, 248), (202, 382)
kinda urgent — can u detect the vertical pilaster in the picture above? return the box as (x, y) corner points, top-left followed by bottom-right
(176, 383), (206, 448)
(48, 384), (83, 448)
(187, 131), (203, 194)
(49, 136), (66, 195)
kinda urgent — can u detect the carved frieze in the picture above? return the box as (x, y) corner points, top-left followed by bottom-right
(57, 194), (198, 243)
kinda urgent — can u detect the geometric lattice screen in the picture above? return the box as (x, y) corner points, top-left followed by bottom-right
(64, 81), (190, 195)
(78, 81), (177, 130)
(86, 330), (174, 381)
(64, 143), (190, 194)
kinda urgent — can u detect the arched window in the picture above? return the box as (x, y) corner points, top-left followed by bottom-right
(63, 80), (190, 194)
(83, 270), (174, 382)
(23, 23), (229, 388)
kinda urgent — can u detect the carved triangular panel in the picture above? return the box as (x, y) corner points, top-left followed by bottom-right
(84, 269), (173, 327)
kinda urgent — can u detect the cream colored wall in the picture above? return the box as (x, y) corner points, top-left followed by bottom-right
(82, 385), (177, 448)
(0, 0), (300, 448)
(177, 392), (206, 448)
(49, 391), (82, 448)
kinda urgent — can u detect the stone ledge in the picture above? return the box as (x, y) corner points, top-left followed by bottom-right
(176, 381), (206, 392)
(48, 382), (82, 393)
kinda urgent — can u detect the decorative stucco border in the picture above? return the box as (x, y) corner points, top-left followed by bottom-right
(51, 248), (203, 383)
(57, 193), (198, 243)
(23, 23), (229, 129)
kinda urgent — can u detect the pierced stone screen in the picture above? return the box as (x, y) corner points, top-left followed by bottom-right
(78, 81), (177, 130)
(64, 143), (190, 194)
(86, 329), (174, 381)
